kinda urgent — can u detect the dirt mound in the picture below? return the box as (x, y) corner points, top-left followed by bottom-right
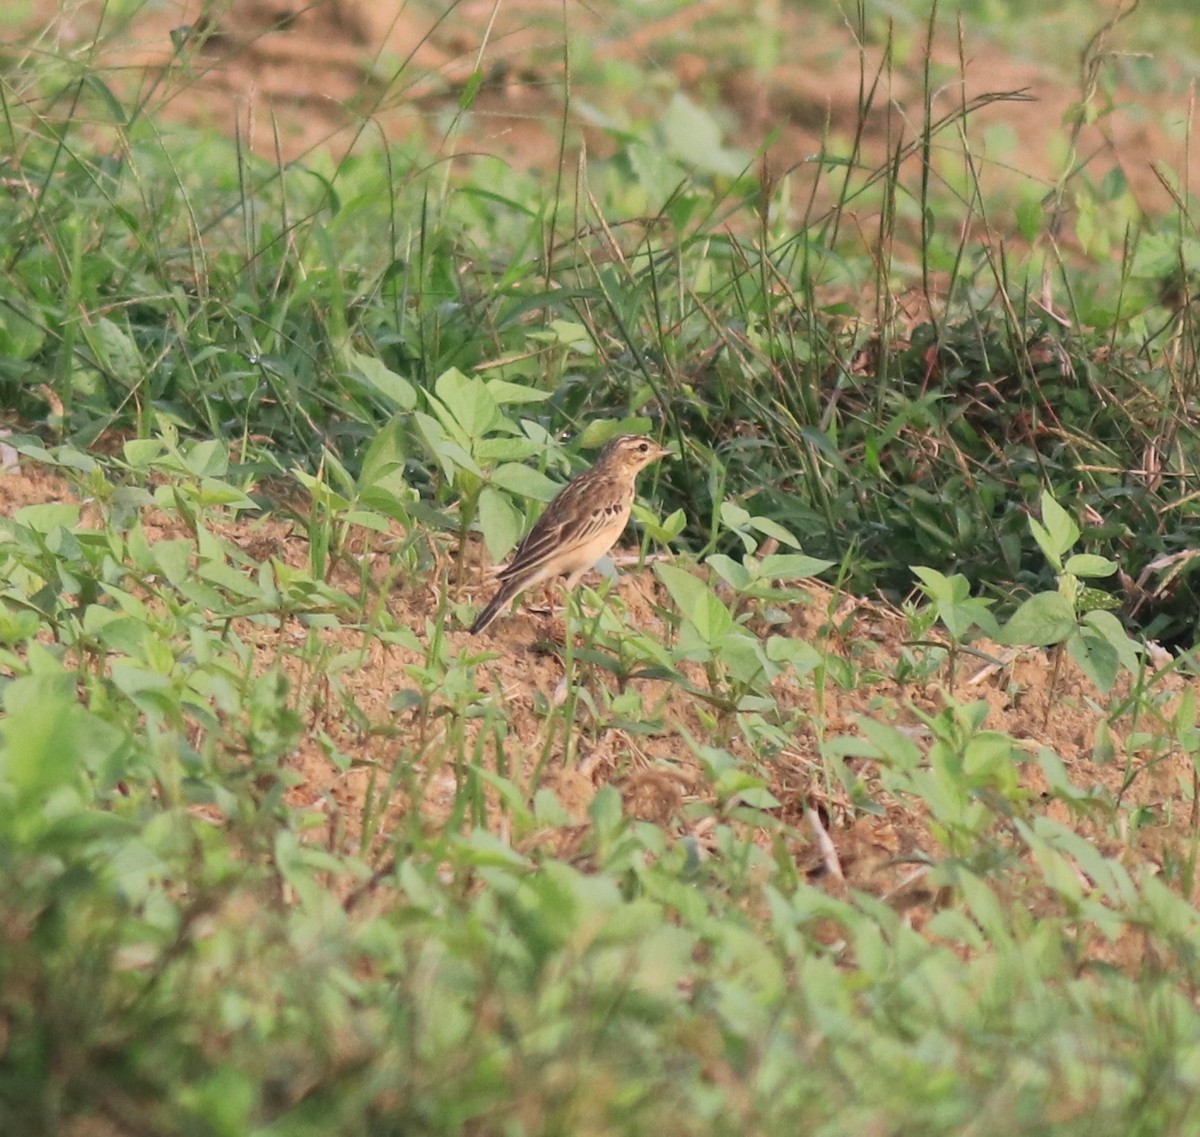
(28, 0), (1196, 214)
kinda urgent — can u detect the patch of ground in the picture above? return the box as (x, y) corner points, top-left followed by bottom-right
(6, 458), (1196, 963)
(26, 0), (1199, 218)
(10, 3), (1200, 967)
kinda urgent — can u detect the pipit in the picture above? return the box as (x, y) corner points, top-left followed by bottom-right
(469, 434), (672, 634)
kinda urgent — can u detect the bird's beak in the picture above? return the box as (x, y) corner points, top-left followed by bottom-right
(653, 442), (673, 460)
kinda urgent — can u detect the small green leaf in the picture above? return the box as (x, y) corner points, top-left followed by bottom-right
(1016, 194), (1043, 242)
(459, 67), (484, 109)
(634, 505), (685, 543)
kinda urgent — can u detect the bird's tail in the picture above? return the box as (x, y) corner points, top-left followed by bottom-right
(469, 579), (519, 634)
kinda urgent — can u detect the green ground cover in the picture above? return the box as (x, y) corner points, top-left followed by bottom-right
(4, 2), (1200, 1133)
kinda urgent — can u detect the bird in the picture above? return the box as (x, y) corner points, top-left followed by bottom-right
(469, 434), (672, 634)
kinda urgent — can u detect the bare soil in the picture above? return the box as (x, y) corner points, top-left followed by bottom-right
(37, 0), (1198, 215)
(5, 458), (1197, 971)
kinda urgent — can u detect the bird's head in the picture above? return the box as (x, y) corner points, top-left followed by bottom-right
(596, 434), (673, 474)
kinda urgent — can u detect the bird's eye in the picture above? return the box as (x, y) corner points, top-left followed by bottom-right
(638, 442), (649, 452)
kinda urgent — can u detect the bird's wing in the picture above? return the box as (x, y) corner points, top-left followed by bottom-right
(501, 476), (626, 581)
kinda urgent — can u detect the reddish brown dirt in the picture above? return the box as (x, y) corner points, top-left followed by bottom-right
(11, 4), (1200, 962)
(5, 458), (1197, 967)
(27, 0), (1199, 220)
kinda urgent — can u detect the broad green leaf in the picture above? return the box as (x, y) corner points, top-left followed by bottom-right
(706, 554), (752, 591)
(719, 632), (773, 686)
(1018, 820), (1084, 905)
(476, 436), (543, 464)
(849, 716), (924, 773)
(714, 768), (780, 808)
(1067, 630), (1119, 693)
(488, 462), (561, 501)
(634, 504), (685, 543)
(537, 319), (592, 349)
(87, 317), (142, 387)
(14, 502), (80, 532)
(123, 438), (168, 469)
(0, 670), (83, 799)
(193, 477), (257, 510)
(485, 379), (553, 404)
(748, 515), (802, 549)
(360, 416), (408, 488)
(110, 662), (174, 696)
(153, 539), (193, 586)
(655, 563), (710, 616)
(662, 91), (747, 177)
(1039, 492), (1079, 557)
(348, 350), (417, 411)
(1033, 816), (1136, 908)
(82, 606), (147, 656)
(1064, 552), (1117, 579)
(765, 635), (822, 674)
(760, 553), (833, 580)
(656, 564), (732, 643)
(719, 501), (752, 529)
(413, 410), (480, 479)
(478, 487), (520, 562)
(1081, 608), (1141, 673)
(1027, 516), (1058, 568)
(1001, 592), (1076, 646)
(577, 418), (654, 449)
(342, 510), (392, 534)
(588, 784), (625, 840)
(533, 788), (571, 826)
(0, 607), (40, 644)
(182, 439), (229, 478)
(956, 870), (1014, 946)
(434, 367), (501, 440)
(912, 565), (960, 602)
(962, 731), (1020, 792)
(693, 593), (736, 644)
(0, 302), (46, 359)
(1016, 194), (1044, 242)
